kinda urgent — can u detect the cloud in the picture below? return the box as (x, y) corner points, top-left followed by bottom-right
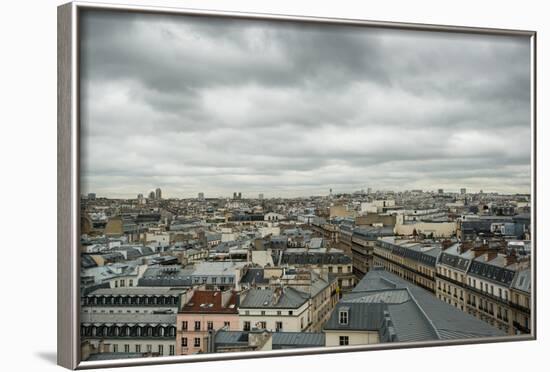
(79, 9), (532, 198)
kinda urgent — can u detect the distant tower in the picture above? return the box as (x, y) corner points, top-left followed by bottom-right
(137, 193), (144, 205)
(259, 193), (264, 200)
(148, 190), (155, 200)
(238, 192), (242, 200)
(87, 193), (96, 200)
(438, 189), (444, 194)
(460, 188), (466, 195)
(198, 192), (204, 201)
(155, 188), (162, 200)
(233, 192), (237, 199)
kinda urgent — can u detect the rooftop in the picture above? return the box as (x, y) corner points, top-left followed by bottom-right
(324, 268), (506, 342)
(180, 290), (238, 313)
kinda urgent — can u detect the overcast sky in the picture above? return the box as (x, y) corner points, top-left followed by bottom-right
(80, 10), (532, 199)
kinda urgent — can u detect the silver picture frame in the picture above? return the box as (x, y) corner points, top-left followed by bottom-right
(57, 1), (537, 369)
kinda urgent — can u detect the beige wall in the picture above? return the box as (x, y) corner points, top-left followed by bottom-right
(86, 339), (176, 356)
(394, 220), (456, 238)
(325, 331), (379, 346)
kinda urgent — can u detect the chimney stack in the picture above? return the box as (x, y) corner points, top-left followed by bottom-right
(506, 250), (518, 266)
(486, 251), (498, 262)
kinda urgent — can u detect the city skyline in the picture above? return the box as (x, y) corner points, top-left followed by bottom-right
(80, 10), (532, 199)
(83, 187), (531, 200)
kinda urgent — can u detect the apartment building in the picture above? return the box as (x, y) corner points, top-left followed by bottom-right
(372, 236), (441, 292)
(80, 287), (187, 358)
(436, 241), (531, 334)
(323, 268), (506, 347)
(176, 290), (240, 355)
(351, 226), (394, 279)
(238, 287), (310, 333)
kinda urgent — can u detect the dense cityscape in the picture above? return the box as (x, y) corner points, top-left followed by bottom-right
(79, 187), (532, 361)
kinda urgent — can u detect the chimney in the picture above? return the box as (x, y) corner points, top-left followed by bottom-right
(486, 251), (498, 262)
(506, 250), (518, 266)
(272, 286), (283, 305)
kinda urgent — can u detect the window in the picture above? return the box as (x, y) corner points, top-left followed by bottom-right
(135, 345), (141, 353)
(259, 321), (266, 329)
(124, 344), (130, 353)
(207, 321), (213, 331)
(339, 336), (349, 346)
(147, 344), (152, 352)
(224, 321), (230, 328)
(129, 279), (133, 287)
(182, 338), (188, 347)
(499, 288), (502, 298)
(182, 321), (188, 331)
(328, 267), (333, 273)
(194, 321), (201, 331)
(158, 345), (163, 355)
(261, 311), (266, 316)
(202, 277), (207, 284)
(339, 309), (349, 325)
(277, 311), (282, 316)
(112, 344), (118, 353)
(275, 321), (283, 332)
(114, 280), (118, 288)
(244, 321), (251, 331)
(120, 279), (125, 287)
(337, 267), (343, 273)
(212, 277), (217, 284)
(169, 345), (175, 355)
(288, 311), (293, 316)
(194, 338), (201, 347)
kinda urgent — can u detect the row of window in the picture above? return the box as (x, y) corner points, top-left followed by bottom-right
(181, 321), (230, 331)
(82, 325), (176, 338)
(181, 337), (201, 348)
(83, 309), (154, 314)
(244, 310), (294, 316)
(114, 343), (175, 355)
(192, 276), (234, 284)
(327, 266), (352, 274)
(113, 279), (134, 287)
(243, 321), (284, 331)
(82, 296), (178, 306)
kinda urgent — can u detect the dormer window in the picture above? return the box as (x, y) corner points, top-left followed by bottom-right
(339, 307), (349, 325)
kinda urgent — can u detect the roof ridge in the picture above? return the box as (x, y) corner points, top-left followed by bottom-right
(404, 287), (441, 340)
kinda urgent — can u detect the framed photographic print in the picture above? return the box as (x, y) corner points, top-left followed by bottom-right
(57, 1), (536, 369)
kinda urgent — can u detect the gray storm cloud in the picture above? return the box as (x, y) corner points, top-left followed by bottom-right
(79, 10), (532, 198)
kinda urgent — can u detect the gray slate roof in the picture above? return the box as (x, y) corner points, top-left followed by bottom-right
(81, 312), (176, 325)
(272, 332), (325, 348)
(240, 287), (308, 309)
(213, 331), (324, 350)
(138, 266), (194, 287)
(324, 268), (506, 342)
